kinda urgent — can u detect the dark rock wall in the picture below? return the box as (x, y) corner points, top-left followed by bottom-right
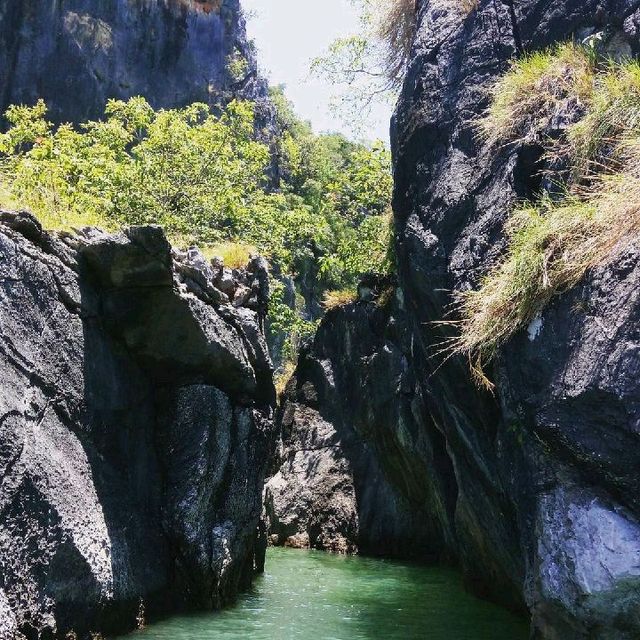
(0, 211), (275, 639)
(267, 292), (457, 560)
(270, 2), (640, 639)
(391, 1), (640, 637)
(0, 0), (270, 125)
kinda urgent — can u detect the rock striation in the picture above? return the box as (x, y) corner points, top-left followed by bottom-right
(0, 0), (271, 125)
(0, 210), (275, 639)
(269, 2), (640, 639)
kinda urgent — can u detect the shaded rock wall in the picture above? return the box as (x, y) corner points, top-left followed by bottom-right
(0, 211), (275, 639)
(0, 0), (271, 125)
(266, 288), (456, 560)
(391, 1), (640, 636)
(270, 2), (640, 639)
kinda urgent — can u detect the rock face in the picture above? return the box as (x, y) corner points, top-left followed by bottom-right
(270, 2), (640, 639)
(390, 1), (640, 637)
(266, 284), (455, 560)
(0, 210), (275, 638)
(0, 0), (270, 125)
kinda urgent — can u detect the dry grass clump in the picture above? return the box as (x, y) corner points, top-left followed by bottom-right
(373, 0), (417, 88)
(200, 241), (257, 269)
(460, 0), (479, 15)
(477, 42), (595, 147)
(567, 60), (640, 172)
(323, 288), (357, 310)
(453, 163), (640, 387)
(275, 359), (297, 399)
(453, 47), (640, 387)
(375, 285), (395, 308)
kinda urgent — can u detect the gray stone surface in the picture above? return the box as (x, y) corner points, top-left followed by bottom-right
(0, 0), (272, 127)
(0, 210), (275, 639)
(270, 2), (640, 638)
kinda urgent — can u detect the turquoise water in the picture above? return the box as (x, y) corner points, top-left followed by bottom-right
(120, 548), (529, 640)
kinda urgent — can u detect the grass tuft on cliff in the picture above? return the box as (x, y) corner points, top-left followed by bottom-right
(274, 359), (297, 399)
(375, 0), (418, 88)
(567, 60), (640, 172)
(323, 288), (358, 310)
(477, 42), (595, 147)
(456, 173), (640, 386)
(200, 242), (258, 269)
(455, 44), (640, 387)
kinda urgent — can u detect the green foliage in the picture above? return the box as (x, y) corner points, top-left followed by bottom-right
(268, 87), (394, 287)
(1, 93), (394, 368)
(268, 278), (318, 361)
(0, 97), (269, 237)
(319, 211), (393, 286)
(227, 49), (250, 83)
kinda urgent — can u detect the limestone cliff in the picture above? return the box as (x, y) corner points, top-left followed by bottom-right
(268, 2), (640, 639)
(0, 0), (271, 125)
(0, 211), (275, 639)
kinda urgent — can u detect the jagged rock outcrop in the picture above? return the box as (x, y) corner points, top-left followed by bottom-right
(270, 2), (640, 639)
(0, 0), (272, 125)
(266, 282), (455, 559)
(0, 210), (275, 639)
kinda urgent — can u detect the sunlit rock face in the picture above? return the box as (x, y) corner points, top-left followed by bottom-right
(0, 211), (275, 638)
(0, 0), (269, 124)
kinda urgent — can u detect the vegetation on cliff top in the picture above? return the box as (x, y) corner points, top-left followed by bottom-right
(455, 43), (640, 386)
(0, 91), (394, 372)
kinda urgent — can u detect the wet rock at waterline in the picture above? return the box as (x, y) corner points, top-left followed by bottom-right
(0, 210), (275, 638)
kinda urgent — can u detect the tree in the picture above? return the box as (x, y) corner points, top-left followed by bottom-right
(311, 0), (417, 131)
(0, 95), (395, 369)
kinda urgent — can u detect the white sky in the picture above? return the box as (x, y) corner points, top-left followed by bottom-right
(242, 0), (392, 141)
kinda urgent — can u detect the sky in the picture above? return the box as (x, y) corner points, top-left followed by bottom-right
(241, 0), (393, 142)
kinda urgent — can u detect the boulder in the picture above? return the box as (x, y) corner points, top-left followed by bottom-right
(0, 211), (275, 639)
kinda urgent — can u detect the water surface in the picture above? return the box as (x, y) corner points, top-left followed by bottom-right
(120, 547), (529, 640)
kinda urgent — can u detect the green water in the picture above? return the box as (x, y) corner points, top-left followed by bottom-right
(121, 548), (529, 640)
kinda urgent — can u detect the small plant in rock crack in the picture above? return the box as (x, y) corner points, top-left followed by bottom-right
(136, 597), (146, 629)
